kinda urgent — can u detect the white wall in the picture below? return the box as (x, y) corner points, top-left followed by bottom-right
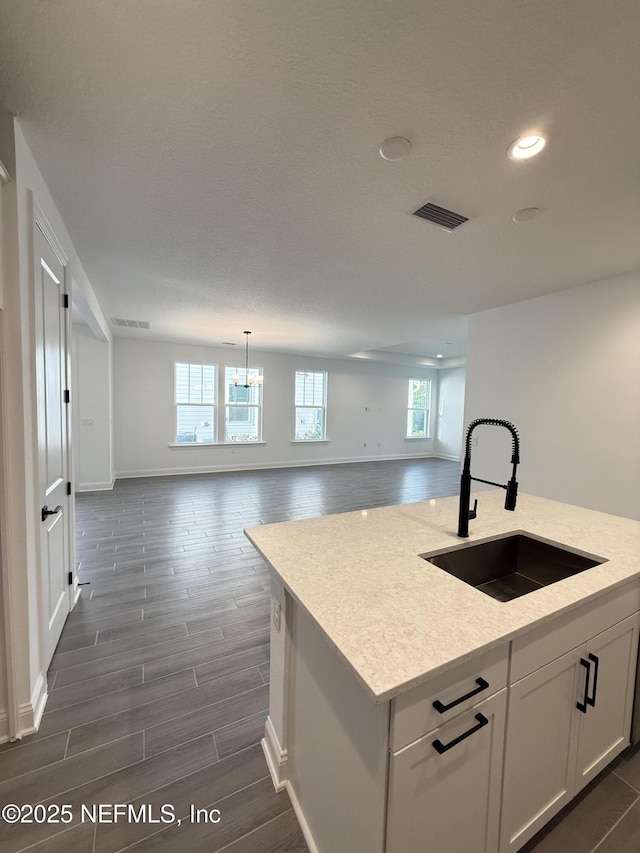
(464, 271), (640, 520)
(114, 338), (448, 477)
(435, 366), (465, 460)
(73, 326), (114, 491)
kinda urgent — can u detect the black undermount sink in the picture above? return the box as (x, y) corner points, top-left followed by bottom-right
(421, 533), (607, 603)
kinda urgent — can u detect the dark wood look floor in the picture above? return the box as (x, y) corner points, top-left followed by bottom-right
(2, 457), (639, 853)
(0, 458), (461, 853)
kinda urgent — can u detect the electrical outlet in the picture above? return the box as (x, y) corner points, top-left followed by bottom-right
(273, 600), (281, 631)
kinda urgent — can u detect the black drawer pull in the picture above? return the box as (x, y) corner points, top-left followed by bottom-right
(433, 677), (489, 713)
(432, 713), (489, 754)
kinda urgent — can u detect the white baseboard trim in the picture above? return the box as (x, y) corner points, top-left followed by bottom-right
(262, 716), (288, 792)
(7, 672), (48, 740)
(434, 452), (461, 461)
(286, 779), (319, 853)
(77, 478), (115, 492)
(25, 671), (48, 733)
(116, 452), (438, 480)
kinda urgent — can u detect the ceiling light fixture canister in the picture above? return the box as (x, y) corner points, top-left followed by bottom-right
(512, 207), (541, 223)
(232, 331), (263, 388)
(379, 137), (412, 160)
(507, 132), (549, 161)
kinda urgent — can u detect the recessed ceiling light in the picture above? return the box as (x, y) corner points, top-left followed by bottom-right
(379, 137), (412, 160)
(436, 353), (444, 359)
(512, 207), (541, 223)
(507, 132), (549, 161)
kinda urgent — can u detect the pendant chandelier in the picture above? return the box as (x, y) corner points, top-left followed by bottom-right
(232, 331), (263, 389)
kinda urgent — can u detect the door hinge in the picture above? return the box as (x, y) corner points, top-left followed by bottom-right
(68, 571), (73, 585)
(64, 389), (70, 404)
(67, 481), (72, 495)
(63, 293), (69, 308)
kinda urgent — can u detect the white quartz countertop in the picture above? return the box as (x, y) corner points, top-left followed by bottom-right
(244, 491), (640, 703)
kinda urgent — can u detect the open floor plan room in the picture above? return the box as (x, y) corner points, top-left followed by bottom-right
(1, 459), (639, 852)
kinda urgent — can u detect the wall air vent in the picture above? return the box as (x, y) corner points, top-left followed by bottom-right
(112, 318), (151, 329)
(412, 202), (469, 232)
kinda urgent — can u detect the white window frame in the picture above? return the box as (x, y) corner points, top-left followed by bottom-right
(406, 378), (432, 439)
(294, 370), (328, 441)
(224, 366), (263, 443)
(174, 362), (217, 444)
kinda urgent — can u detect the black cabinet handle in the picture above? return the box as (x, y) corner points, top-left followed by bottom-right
(433, 677), (489, 714)
(432, 713), (489, 754)
(577, 654), (600, 713)
(577, 657), (591, 713)
(587, 653), (599, 708)
(41, 505), (62, 522)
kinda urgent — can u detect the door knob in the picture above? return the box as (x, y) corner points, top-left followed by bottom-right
(41, 505), (62, 522)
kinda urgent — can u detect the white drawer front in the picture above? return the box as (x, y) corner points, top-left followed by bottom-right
(391, 644), (508, 751)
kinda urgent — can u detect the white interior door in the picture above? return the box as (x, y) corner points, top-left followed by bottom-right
(35, 220), (71, 666)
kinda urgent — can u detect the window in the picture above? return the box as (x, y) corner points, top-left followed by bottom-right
(406, 378), (431, 438)
(294, 371), (327, 441)
(224, 366), (263, 442)
(175, 363), (216, 443)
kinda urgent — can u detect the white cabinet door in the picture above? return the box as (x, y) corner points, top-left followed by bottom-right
(575, 612), (640, 791)
(387, 689), (507, 853)
(500, 647), (583, 853)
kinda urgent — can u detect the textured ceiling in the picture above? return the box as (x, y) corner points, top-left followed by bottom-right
(1, 0), (639, 360)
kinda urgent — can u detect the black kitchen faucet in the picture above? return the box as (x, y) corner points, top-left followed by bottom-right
(457, 418), (520, 538)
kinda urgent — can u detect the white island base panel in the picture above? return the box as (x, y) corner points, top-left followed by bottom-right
(265, 581), (640, 853)
(280, 604), (390, 853)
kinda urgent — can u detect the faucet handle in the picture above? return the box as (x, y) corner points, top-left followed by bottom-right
(468, 499), (478, 520)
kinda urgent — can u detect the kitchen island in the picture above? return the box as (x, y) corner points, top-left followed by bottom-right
(245, 491), (640, 853)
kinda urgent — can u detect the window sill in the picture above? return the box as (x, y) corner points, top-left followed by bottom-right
(290, 439), (329, 444)
(404, 436), (433, 441)
(168, 442), (266, 448)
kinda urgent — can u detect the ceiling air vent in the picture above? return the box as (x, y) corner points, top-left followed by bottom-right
(412, 202), (469, 232)
(112, 318), (151, 329)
